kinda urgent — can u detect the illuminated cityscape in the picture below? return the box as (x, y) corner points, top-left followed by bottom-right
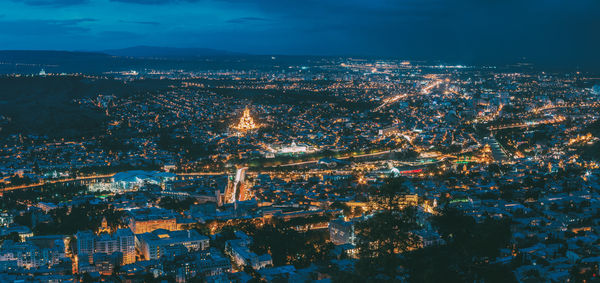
(0, 0), (599, 282)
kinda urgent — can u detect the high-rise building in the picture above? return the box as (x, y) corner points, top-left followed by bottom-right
(95, 233), (118, 255)
(116, 229), (136, 265)
(75, 229), (136, 266)
(75, 231), (95, 263)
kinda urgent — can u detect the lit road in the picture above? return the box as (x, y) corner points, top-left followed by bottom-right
(274, 149), (398, 167)
(1, 172), (226, 192)
(1, 174), (115, 192)
(375, 78), (443, 111)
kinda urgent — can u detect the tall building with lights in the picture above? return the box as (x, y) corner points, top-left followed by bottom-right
(75, 229), (135, 266)
(232, 107), (259, 132)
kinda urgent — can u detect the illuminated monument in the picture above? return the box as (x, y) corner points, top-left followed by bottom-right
(232, 107), (259, 132)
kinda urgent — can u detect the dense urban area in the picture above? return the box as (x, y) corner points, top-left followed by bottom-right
(1, 55), (600, 282)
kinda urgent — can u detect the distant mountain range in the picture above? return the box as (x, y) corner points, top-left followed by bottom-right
(0, 46), (243, 64)
(102, 46), (244, 58)
(0, 47), (249, 74)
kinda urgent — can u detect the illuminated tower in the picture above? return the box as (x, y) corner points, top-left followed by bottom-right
(232, 107), (259, 132)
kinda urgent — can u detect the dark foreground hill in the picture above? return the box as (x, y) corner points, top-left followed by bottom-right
(0, 76), (173, 138)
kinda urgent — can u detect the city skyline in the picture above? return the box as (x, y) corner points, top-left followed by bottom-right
(1, 0), (600, 69)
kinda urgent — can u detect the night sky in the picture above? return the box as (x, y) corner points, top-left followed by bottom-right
(2, 0), (599, 68)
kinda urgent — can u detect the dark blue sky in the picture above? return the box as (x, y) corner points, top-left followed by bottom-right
(2, 0), (599, 68)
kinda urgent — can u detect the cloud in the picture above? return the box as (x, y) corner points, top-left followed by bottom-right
(119, 20), (160, 25)
(57, 18), (96, 24)
(0, 18), (94, 36)
(96, 30), (142, 40)
(12, 0), (88, 7)
(226, 17), (269, 24)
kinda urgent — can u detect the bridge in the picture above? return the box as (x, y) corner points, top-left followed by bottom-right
(488, 116), (565, 131)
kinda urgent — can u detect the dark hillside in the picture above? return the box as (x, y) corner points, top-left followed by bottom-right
(0, 76), (173, 138)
